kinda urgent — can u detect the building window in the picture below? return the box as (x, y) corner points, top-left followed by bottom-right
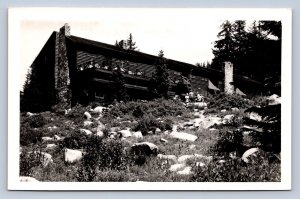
(95, 91), (104, 100)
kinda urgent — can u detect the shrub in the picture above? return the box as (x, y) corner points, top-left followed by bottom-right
(76, 136), (130, 182)
(20, 127), (43, 146)
(20, 146), (43, 176)
(191, 151), (280, 182)
(62, 130), (88, 149)
(66, 104), (87, 124)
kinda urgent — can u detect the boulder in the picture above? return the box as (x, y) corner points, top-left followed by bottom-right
(160, 138), (168, 143)
(83, 120), (93, 127)
(169, 132), (197, 142)
(20, 176), (39, 182)
(26, 112), (37, 117)
(64, 148), (83, 163)
(155, 128), (162, 134)
(80, 129), (93, 135)
(193, 102), (207, 108)
(248, 112), (262, 122)
(231, 107), (239, 112)
(178, 155), (195, 163)
(157, 154), (177, 164)
(133, 131), (143, 139)
(118, 129), (132, 138)
(46, 143), (57, 150)
(177, 166), (192, 175)
(195, 162), (205, 167)
(41, 136), (53, 142)
(91, 106), (106, 114)
(31, 151), (53, 167)
(221, 109), (227, 113)
(84, 111), (92, 120)
(242, 148), (260, 163)
(223, 114), (235, 124)
(267, 94), (281, 105)
(169, 163), (186, 172)
(96, 130), (104, 137)
(53, 135), (62, 141)
(131, 142), (158, 156)
(48, 126), (58, 131)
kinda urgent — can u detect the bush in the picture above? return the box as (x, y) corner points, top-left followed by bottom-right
(76, 136), (130, 182)
(20, 127), (43, 146)
(191, 152), (280, 182)
(20, 146), (43, 176)
(66, 104), (87, 124)
(62, 130), (88, 149)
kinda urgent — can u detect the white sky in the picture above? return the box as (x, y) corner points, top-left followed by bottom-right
(17, 8), (284, 90)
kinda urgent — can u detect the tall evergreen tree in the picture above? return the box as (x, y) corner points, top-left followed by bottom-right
(111, 65), (129, 101)
(126, 33), (137, 50)
(149, 50), (170, 99)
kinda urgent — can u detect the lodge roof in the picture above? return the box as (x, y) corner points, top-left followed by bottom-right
(62, 32), (262, 86)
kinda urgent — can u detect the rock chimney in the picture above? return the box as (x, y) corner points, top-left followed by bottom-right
(54, 23), (71, 110)
(224, 62), (234, 95)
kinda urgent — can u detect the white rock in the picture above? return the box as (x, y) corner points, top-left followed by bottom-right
(193, 102), (207, 108)
(169, 132), (197, 142)
(178, 155), (195, 163)
(131, 142), (158, 155)
(64, 148), (83, 163)
(177, 166), (192, 175)
(83, 120), (93, 126)
(267, 94), (281, 105)
(189, 144), (196, 150)
(42, 137), (53, 142)
(97, 122), (105, 131)
(96, 130), (104, 137)
(48, 126), (58, 131)
(242, 148), (260, 163)
(84, 111), (92, 120)
(26, 112), (37, 117)
(249, 112), (262, 122)
(219, 160), (226, 163)
(133, 131), (143, 139)
(157, 154), (177, 164)
(31, 151), (53, 167)
(46, 143), (57, 149)
(91, 106), (106, 114)
(231, 107), (239, 112)
(80, 129), (93, 135)
(221, 109), (227, 113)
(118, 129), (132, 138)
(196, 162), (205, 167)
(53, 135), (62, 141)
(223, 114), (235, 123)
(169, 163), (186, 172)
(160, 138), (168, 143)
(155, 128), (162, 134)
(20, 176), (39, 182)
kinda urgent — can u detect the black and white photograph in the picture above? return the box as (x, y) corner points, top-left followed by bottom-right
(8, 8), (291, 190)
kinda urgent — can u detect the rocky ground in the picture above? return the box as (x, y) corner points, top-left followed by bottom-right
(19, 93), (281, 182)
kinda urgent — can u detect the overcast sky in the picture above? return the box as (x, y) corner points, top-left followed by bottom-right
(16, 8), (284, 90)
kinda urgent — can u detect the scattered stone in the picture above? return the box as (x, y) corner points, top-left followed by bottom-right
(155, 128), (162, 134)
(91, 106), (106, 114)
(31, 151), (53, 167)
(53, 135), (62, 141)
(209, 128), (217, 131)
(80, 129), (93, 135)
(157, 154), (177, 164)
(231, 107), (239, 112)
(131, 142), (158, 156)
(46, 143), (57, 149)
(96, 130), (104, 137)
(118, 129), (132, 138)
(26, 112), (37, 117)
(189, 144), (196, 150)
(221, 109), (227, 113)
(20, 176), (39, 182)
(242, 148), (260, 163)
(64, 148), (83, 163)
(218, 160), (226, 163)
(223, 114), (235, 124)
(133, 131), (143, 139)
(178, 155), (195, 163)
(248, 112), (262, 122)
(169, 132), (197, 142)
(83, 120), (93, 126)
(267, 94), (281, 105)
(41, 136), (53, 142)
(48, 126), (58, 131)
(177, 166), (192, 175)
(64, 108), (71, 115)
(169, 163), (186, 172)
(160, 138), (168, 143)
(84, 111), (92, 120)
(195, 162), (205, 167)
(193, 102), (207, 108)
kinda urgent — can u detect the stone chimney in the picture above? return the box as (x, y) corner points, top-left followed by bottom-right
(54, 23), (71, 110)
(224, 61), (234, 95)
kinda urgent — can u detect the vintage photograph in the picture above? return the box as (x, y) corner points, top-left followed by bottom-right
(8, 8), (291, 190)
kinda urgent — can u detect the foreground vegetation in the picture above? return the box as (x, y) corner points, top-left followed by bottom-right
(20, 94), (281, 182)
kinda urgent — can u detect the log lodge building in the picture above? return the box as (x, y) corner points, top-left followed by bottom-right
(22, 24), (263, 111)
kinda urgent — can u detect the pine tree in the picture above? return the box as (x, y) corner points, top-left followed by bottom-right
(111, 65), (129, 101)
(149, 50), (170, 99)
(126, 33), (137, 50)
